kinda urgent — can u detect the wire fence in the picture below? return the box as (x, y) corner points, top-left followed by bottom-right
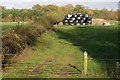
(2, 52), (120, 78)
(88, 58), (120, 78)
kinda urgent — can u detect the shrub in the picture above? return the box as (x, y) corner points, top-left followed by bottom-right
(34, 15), (56, 28)
(2, 23), (45, 68)
(2, 31), (25, 67)
(14, 24), (38, 45)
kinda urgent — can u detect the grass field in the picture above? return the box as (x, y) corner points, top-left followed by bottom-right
(2, 21), (119, 78)
(1, 22), (29, 31)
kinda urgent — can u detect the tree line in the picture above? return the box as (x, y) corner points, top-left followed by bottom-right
(0, 4), (119, 22)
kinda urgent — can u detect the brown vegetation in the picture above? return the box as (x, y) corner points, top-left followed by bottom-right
(1, 4), (119, 22)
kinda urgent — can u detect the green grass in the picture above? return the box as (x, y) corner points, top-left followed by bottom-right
(56, 24), (118, 59)
(109, 21), (118, 25)
(1, 22), (28, 26)
(2, 21), (119, 78)
(1, 22), (29, 31)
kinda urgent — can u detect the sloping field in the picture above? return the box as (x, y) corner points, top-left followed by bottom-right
(2, 21), (119, 78)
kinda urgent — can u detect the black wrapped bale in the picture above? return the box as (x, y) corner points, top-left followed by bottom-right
(63, 20), (68, 23)
(77, 17), (81, 20)
(64, 15), (68, 18)
(66, 17), (70, 20)
(81, 17), (86, 20)
(79, 20), (84, 23)
(74, 20), (79, 23)
(81, 23), (86, 25)
(69, 22), (74, 25)
(63, 13), (92, 25)
(69, 20), (74, 23)
(85, 23), (91, 25)
(74, 15), (77, 18)
(74, 21), (80, 25)
(87, 17), (92, 20)
(67, 14), (72, 18)
(71, 17), (76, 21)
(76, 23), (80, 25)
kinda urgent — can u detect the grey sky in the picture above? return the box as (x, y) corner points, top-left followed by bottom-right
(0, 0), (119, 10)
(0, 0), (119, 2)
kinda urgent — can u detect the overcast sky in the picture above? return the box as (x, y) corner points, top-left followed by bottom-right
(0, 0), (119, 2)
(0, 0), (119, 10)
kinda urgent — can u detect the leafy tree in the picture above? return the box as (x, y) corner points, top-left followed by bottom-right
(94, 10), (101, 18)
(74, 4), (87, 14)
(6, 14), (13, 22)
(88, 9), (94, 16)
(1, 5), (119, 22)
(32, 4), (43, 10)
(0, 6), (6, 10)
(61, 6), (69, 14)
(15, 17), (20, 22)
(63, 4), (74, 14)
(44, 5), (58, 12)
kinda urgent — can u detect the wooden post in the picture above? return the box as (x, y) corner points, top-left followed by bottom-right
(84, 51), (88, 75)
(116, 62), (119, 78)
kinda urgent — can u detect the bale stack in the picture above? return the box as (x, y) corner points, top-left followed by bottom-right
(63, 13), (92, 25)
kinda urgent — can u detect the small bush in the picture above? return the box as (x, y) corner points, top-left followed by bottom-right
(2, 23), (45, 68)
(34, 15), (56, 28)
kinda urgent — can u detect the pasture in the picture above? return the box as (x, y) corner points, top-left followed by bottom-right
(1, 22), (29, 31)
(2, 21), (119, 78)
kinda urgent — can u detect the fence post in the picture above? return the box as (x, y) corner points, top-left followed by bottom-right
(84, 51), (88, 75)
(116, 62), (119, 78)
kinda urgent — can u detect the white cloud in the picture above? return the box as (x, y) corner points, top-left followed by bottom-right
(0, 0), (119, 2)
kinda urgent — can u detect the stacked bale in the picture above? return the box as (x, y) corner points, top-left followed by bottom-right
(63, 13), (92, 25)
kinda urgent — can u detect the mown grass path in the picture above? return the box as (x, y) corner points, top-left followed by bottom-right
(3, 31), (85, 78)
(2, 21), (119, 78)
